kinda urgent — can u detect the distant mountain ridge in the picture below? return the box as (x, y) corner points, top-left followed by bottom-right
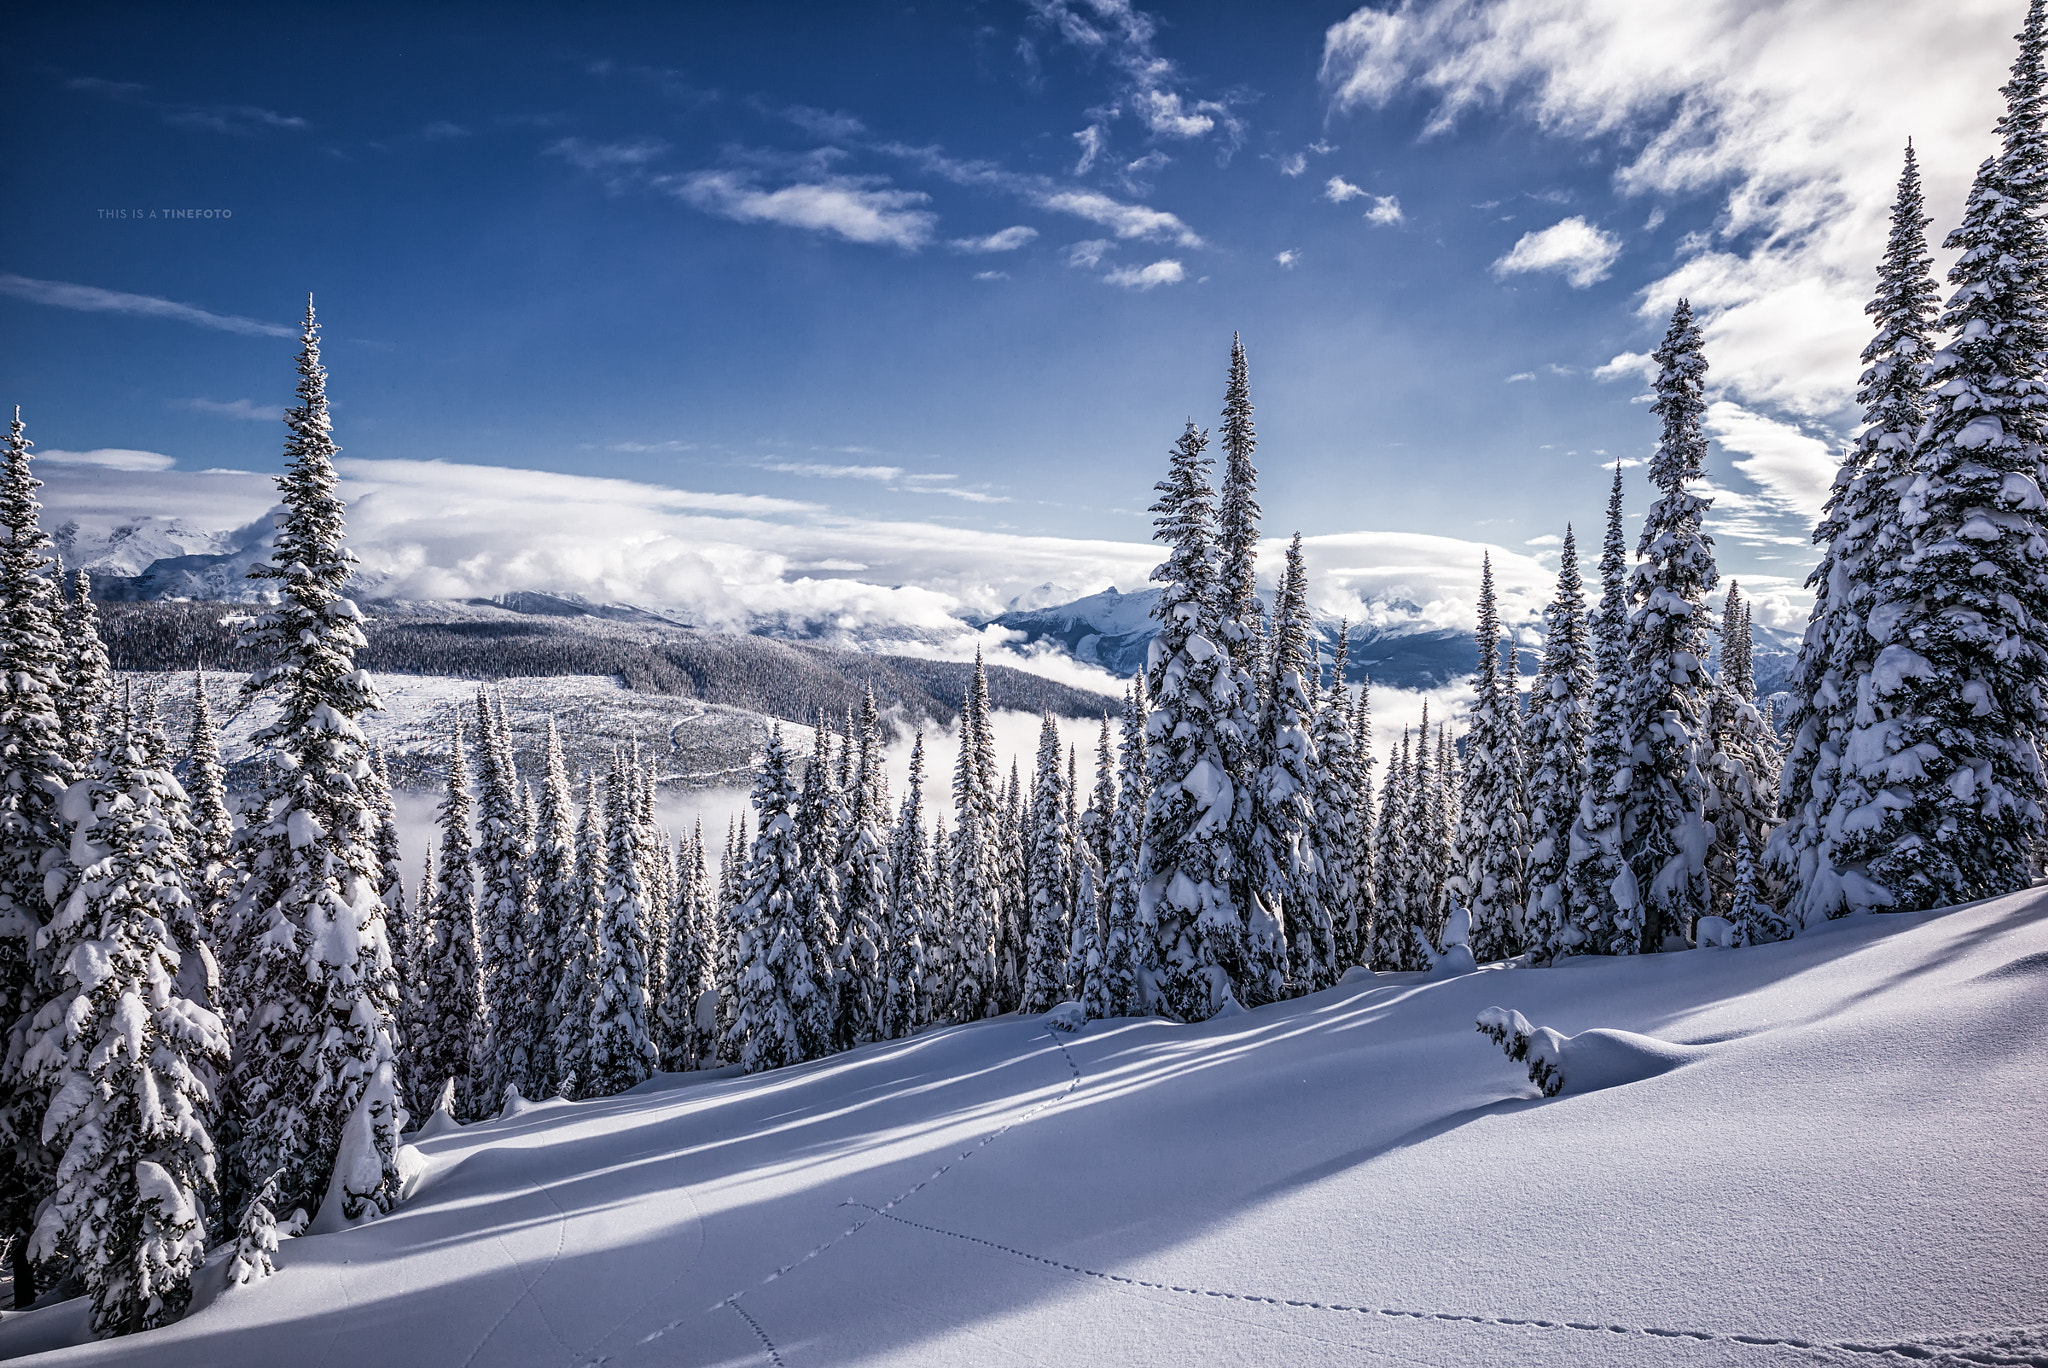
(992, 584), (1798, 697)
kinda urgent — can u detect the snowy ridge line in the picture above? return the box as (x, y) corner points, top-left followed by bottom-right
(848, 1206), (2048, 1365)
(617, 1026), (1086, 1364)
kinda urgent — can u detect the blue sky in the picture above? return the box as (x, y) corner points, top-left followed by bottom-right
(0, 0), (2027, 643)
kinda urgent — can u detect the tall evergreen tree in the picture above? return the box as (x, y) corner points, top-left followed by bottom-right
(994, 760), (1027, 1011)
(1369, 729), (1414, 969)
(472, 689), (538, 1103)
(549, 777), (605, 1097)
(1704, 584), (1781, 918)
(728, 729), (826, 1071)
(1565, 463), (1636, 955)
(22, 723), (227, 1337)
(1021, 716), (1075, 1012)
(182, 669), (236, 982)
(793, 715), (844, 1041)
(924, 812), (957, 1022)
(1139, 421), (1255, 1020)
(948, 655), (1000, 1022)
(1349, 675), (1379, 970)
(1100, 678), (1147, 1017)
(1523, 529), (1592, 960)
(655, 826), (711, 1071)
(57, 570), (113, 771)
(526, 718), (576, 1093)
(227, 300), (404, 1225)
(419, 724), (484, 1118)
(0, 408), (74, 1303)
(1215, 333), (1263, 669)
(1453, 554), (1531, 962)
(833, 689), (888, 1048)
(585, 759), (657, 1096)
(1620, 302), (1720, 951)
(882, 733), (931, 1040)
(1250, 534), (1320, 995)
(1310, 626), (1364, 975)
(1775, 106), (2042, 916)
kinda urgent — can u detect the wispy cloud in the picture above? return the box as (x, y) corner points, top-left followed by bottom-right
(949, 225), (1038, 253)
(1365, 194), (1404, 225)
(1492, 216), (1620, 287)
(420, 121), (470, 141)
(182, 397), (283, 421)
(762, 460), (1012, 502)
(66, 76), (306, 136)
(1103, 259), (1184, 290)
(1275, 249), (1299, 268)
(1065, 239), (1112, 269)
(608, 439), (695, 453)
(0, 274), (294, 337)
(871, 141), (1203, 247)
(1505, 371), (1535, 383)
(1706, 400), (1840, 522)
(672, 170), (936, 248)
(974, 270), (1010, 281)
(545, 137), (671, 190)
(1325, 175), (1366, 202)
(1026, 0), (1247, 153)
(780, 104), (867, 139)
(1524, 533), (1562, 545)
(1593, 351), (1657, 384)
(761, 461), (905, 481)
(39, 447), (177, 472)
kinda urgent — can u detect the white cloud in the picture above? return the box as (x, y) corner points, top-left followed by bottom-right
(545, 137), (670, 188)
(950, 225), (1039, 253)
(1492, 216), (1621, 287)
(1027, 0), (1244, 150)
(37, 447), (177, 472)
(877, 142), (1204, 247)
(1594, 350), (1657, 384)
(1320, 0), (2016, 415)
(183, 397), (283, 421)
(1325, 175), (1367, 202)
(1276, 249), (1300, 268)
(1073, 125), (1106, 175)
(1705, 400), (1840, 521)
(1103, 259), (1185, 290)
(1365, 194), (1404, 226)
(1505, 372), (1535, 383)
(1524, 533), (1562, 545)
(0, 274), (294, 338)
(781, 105), (867, 139)
(1036, 189), (1201, 245)
(673, 170), (935, 248)
(1279, 152), (1308, 177)
(974, 270), (1010, 281)
(1065, 239), (1112, 269)
(759, 461), (905, 481)
(608, 439), (694, 453)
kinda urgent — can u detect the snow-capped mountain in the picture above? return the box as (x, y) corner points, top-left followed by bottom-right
(993, 585), (1801, 696)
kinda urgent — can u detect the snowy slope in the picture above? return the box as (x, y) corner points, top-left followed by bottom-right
(5, 893), (2045, 1367)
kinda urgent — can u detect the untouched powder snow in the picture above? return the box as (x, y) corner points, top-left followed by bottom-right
(5, 891), (2047, 1366)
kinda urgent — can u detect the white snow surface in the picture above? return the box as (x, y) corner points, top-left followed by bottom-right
(5, 891), (2046, 1366)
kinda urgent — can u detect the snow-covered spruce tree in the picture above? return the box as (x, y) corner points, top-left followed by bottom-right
(1564, 464), (1636, 956)
(0, 408), (74, 1302)
(1522, 529), (1592, 961)
(1251, 534), (1322, 995)
(1414, 718), (1455, 954)
(1099, 678), (1147, 1017)
(1021, 715), (1074, 1012)
(24, 724), (228, 1336)
(881, 733), (931, 1039)
(1620, 302), (1720, 952)
(655, 825), (708, 1071)
(948, 655), (1001, 1022)
(1704, 583), (1782, 920)
(1369, 729), (1413, 970)
(833, 690), (888, 1049)
(1349, 674), (1378, 970)
(363, 746), (407, 1104)
(1727, 831), (1771, 948)
(584, 759), (657, 1096)
(1308, 625), (1363, 975)
(227, 301), (404, 1225)
(549, 777), (605, 1098)
(1216, 333), (1263, 671)
(419, 722), (484, 1118)
(1082, 715), (1118, 882)
(685, 824), (725, 1066)
(993, 761), (1027, 1013)
(728, 729), (828, 1071)
(57, 570), (113, 771)
(183, 668), (237, 968)
(1833, 16), (2048, 911)
(526, 717), (576, 1095)
(1071, 717), (1117, 1017)
(1139, 421), (1254, 1021)
(1453, 554), (1531, 963)
(792, 715), (844, 1042)
(472, 689), (538, 1104)
(924, 812), (956, 1022)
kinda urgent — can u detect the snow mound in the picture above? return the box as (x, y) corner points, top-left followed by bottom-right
(1697, 915), (1738, 948)
(1477, 1006), (1705, 1097)
(1042, 1001), (1087, 1033)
